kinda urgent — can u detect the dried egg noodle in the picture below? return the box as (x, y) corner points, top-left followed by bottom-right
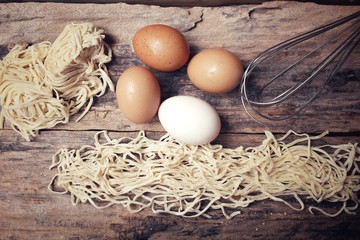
(0, 23), (113, 141)
(44, 23), (113, 118)
(49, 130), (360, 219)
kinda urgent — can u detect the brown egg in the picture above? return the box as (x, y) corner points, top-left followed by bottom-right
(116, 66), (161, 124)
(132, 24), (190, 72)
(187, 48), (244, 94)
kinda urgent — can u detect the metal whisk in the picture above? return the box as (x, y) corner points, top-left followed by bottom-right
(240, 11), (360, 123)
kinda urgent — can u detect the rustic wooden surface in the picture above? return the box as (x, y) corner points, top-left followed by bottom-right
(2, 1), (358, 7)
(1, 1), (360, 239)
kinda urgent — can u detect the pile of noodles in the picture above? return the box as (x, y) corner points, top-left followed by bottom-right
(48, 130), (360, 219)
(0, 23), (113, 141)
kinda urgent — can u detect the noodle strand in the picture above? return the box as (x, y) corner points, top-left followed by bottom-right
(48, 130), (360, 219)
(0, 23), (113, 141)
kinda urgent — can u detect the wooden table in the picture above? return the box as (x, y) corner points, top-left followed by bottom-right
(1, 1), (359, 239)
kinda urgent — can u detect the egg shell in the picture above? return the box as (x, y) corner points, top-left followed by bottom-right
(158, 95), (221, 145)
(187, 48), (244, 94)
(116, 66), (161, 124)
(132, 24), (190, 72)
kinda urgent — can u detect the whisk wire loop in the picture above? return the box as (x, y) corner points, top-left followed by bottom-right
(241, 11), (360, 123)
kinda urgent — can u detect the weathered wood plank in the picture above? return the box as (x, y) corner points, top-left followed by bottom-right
(0, 1), (360, 239)
(3, 0), (358, 7)
(1, 1), (359, 135)
(1, 129), (360, 239)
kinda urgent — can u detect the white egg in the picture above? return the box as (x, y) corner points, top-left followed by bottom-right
(158, 95), (221, 145)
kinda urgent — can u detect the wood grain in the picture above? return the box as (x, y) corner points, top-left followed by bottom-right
(0, 1), (360, 239)
(2, 1), (358, 7)
(1, 130), (360, 239)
